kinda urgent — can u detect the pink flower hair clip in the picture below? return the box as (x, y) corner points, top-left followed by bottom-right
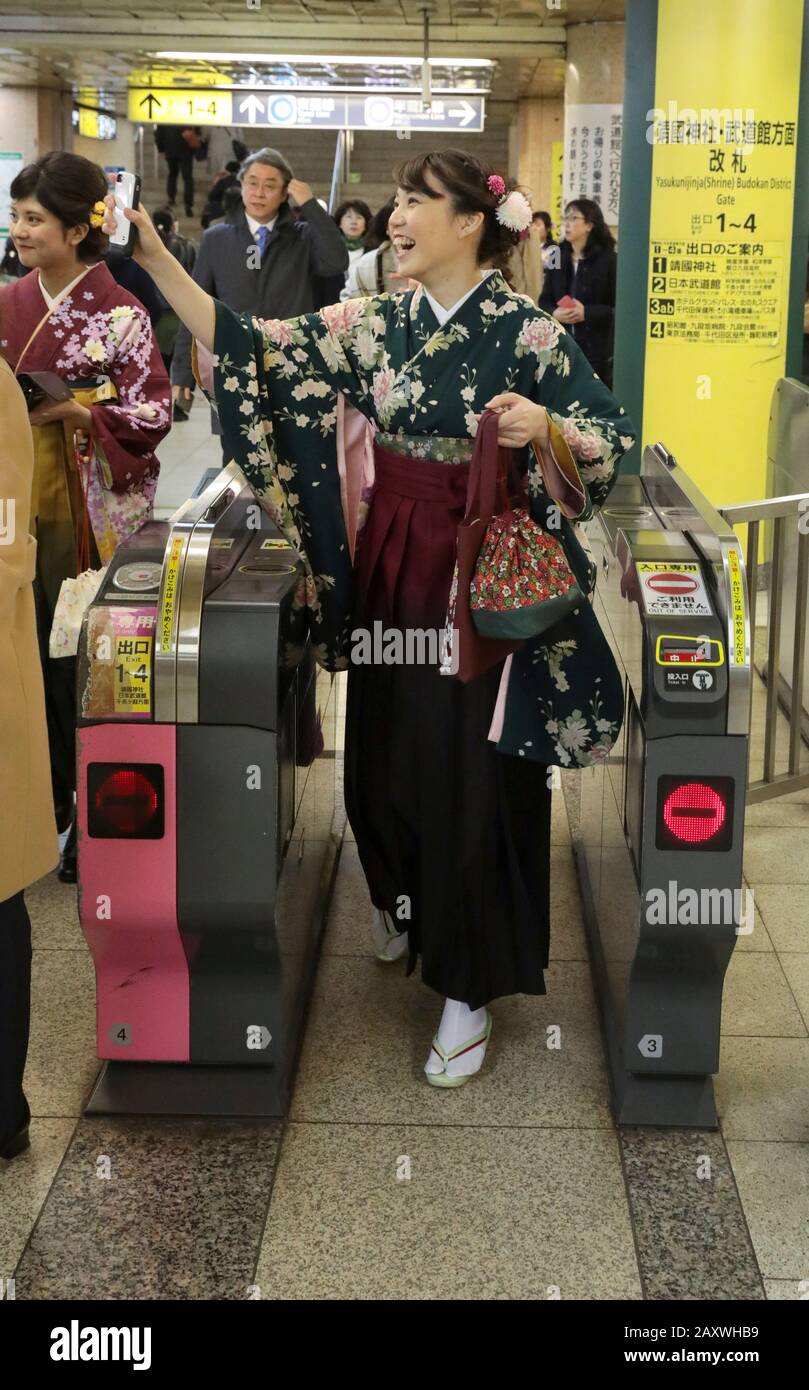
(486, 173), (533, 234)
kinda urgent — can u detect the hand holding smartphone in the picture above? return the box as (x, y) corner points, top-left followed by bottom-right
(108, 171), (142, 257)
(17, 371), (72, 412)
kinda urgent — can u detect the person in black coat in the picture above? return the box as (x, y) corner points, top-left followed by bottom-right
(539, 197), (617, 387)
(200, 161), (241, 230)
(154, 124), (206, 217)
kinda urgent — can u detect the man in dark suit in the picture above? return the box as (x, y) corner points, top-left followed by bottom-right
(171, 147), (348, 457)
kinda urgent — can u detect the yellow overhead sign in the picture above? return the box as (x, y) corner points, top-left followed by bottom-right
(128, 67), (230, 89)
(128, 88), (233, 125)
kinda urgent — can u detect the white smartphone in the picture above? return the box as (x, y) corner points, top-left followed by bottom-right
(108, 171), (141, 254)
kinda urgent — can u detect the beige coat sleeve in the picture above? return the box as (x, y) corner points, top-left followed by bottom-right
(0, 358), (59, 898)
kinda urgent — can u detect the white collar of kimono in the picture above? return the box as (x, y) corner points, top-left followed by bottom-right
(422, 268), (497, 328)
(38, 265), (92, 309)
(246, 212), (278, 238)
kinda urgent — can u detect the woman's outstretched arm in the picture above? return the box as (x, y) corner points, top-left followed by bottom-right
(101, 198), (216, 351)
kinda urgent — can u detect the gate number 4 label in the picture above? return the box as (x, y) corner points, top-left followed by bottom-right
(246, 1025), (272, 1050)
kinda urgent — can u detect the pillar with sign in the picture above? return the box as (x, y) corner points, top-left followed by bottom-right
(613, 0), (809, 518)
(563, 21), (625, 229)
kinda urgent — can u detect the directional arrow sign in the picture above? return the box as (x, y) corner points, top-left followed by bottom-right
(139, 93), (162, 119)
(128, 87), (482, 132)
(448, 101), (477, 127)
(128, 88), (233, 124)
(239, 94), (265, 124)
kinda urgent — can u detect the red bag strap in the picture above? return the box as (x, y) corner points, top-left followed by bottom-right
(465, 409), (512, 525)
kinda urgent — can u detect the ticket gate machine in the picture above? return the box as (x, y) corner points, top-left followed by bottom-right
(576, 444), (751, 1128)
(76, 463), (340, 1117)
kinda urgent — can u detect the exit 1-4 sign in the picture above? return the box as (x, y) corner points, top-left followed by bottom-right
(128, 89), (234, 124)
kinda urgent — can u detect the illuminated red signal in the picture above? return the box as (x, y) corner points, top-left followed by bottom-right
(88, 764), (165, 839)
(663, 782), (726, 844)
(655, 776), (734, 852)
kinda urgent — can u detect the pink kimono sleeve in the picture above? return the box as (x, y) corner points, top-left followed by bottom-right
(88, 308), (171, 492)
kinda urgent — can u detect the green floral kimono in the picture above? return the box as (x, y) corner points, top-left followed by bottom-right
(206, 269), (636, 768)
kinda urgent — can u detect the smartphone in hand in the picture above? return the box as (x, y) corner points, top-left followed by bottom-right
(556, 294), (576, 309)
(108, 172), (141, 256)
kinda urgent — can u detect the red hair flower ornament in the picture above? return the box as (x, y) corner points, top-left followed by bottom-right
(486, 173), (533, 234)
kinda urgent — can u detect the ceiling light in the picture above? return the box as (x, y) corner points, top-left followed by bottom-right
(155, 53), (494, 67)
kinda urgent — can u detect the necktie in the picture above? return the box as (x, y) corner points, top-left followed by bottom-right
(255, 225), (270, 262)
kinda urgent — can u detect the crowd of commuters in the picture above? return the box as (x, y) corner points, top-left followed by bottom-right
(0, 135), (623, 1159)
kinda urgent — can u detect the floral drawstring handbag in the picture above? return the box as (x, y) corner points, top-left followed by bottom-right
(468, 410), (585, 640)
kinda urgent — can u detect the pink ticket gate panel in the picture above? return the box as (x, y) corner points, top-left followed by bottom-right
(75, 467), (340, 1117)
(77, 722), (189, 1062)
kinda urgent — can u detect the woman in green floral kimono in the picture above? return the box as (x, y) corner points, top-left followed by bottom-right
(103, 150), (635, 1089)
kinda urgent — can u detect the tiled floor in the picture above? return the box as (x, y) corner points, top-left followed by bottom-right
(2, 416), (807, 1298)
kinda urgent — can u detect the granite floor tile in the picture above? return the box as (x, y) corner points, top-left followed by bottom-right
(26, 950), (99, 1118)
(732, 881), (773, 952)
(321, 842), (375, 956)
(744, 829), (809, 885)
(26, 873), (84, 951)
(744, 797), (809, 828)
(290, 957), (612, 1128)
(548, 845), (590, 959)
(0, 1119), (76, 1282)
(13, 1117), (283, 1300)
(724, 1141), (809, 1281)
(620, 1128), (764, 1300)
(720, 953), (807, 1038)
(715, 1038), (809, 1141)
(764, 1278), (809, 1299)
(778, 954), (809, 1034)
(748, 882), (809, 953)
(256, 1122), (641, 1300)
(551, 790), (571, 845)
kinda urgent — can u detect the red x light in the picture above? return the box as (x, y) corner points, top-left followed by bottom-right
(88, 764), (164, 839)
(655, 776), (734, 851)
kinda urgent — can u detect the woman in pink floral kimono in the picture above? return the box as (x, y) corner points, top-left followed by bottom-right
(0, 152), (170, 880)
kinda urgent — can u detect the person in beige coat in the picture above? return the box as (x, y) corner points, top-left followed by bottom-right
(508, 223), (544, 303)
(0, 355), (59, 1160)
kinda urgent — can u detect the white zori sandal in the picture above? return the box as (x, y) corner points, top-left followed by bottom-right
(425, 1010), (493, 1088)
(371, 908), (409, 963)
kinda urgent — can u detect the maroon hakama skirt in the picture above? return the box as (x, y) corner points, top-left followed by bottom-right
(344, 441), (551, 1010)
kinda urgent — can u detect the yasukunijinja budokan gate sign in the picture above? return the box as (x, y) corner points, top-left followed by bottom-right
(128, 87), (484, 133)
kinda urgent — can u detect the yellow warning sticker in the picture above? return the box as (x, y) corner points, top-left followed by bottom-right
(160, 537), (184, 653)
(727, 548), (747, 667)
(261, 538), (293, 550)
(113, 636), (153, 715)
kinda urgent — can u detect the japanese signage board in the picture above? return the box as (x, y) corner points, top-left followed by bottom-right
(642, 0), (803, 533)
(563, 102), (622, 223)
